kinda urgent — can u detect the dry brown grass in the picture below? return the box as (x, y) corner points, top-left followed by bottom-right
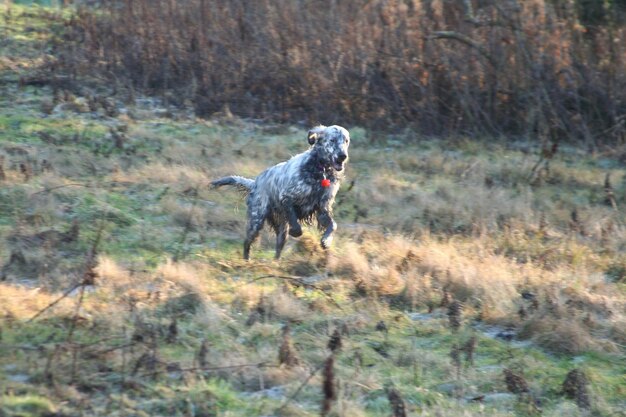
(332, 233), (528, 313)
(322, 228), (626, 353)
(125, 163), (209, 188)
(0, 284), (75, 320)
(524, 319), (611, 354)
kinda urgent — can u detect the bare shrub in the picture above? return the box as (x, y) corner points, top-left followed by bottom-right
(53, 0), (626, 144)
(267, 289), (310, 323)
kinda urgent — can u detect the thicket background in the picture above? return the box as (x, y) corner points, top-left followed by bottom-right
(45, 0), (626, 145)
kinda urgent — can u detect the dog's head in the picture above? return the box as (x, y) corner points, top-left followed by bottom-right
(307, 125), (350, 171)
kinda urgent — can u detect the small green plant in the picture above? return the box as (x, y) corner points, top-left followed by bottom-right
(1, 395), (57, 417)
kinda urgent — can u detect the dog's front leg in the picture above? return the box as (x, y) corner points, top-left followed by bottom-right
(317, 210), (337, 249)
(286, 203), (302, 237)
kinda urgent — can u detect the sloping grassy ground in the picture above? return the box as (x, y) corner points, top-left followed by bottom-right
(1, 5), (625, 417)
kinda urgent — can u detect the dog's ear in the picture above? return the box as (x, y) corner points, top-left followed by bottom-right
(307, 125), (326, 145)
(307, 130), (319, 145)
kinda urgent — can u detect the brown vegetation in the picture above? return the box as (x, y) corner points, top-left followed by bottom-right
(321, 355), (337, 416)
(278, 324), (301, 368)
(51, 0), (626, 143)
(386, 386), (408, 417)
(504, 368), (529, 394)
(562, 368), (591, 410)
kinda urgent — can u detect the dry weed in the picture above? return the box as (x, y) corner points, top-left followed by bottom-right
(0, 284), (74, 319)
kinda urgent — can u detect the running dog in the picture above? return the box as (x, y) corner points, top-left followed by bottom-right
(211, 125), (350, 259)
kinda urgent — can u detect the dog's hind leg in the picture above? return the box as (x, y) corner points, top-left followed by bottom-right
(243, 200), (267, 260)
(243, 217), (264, 260)
(274, 223), (288, 260)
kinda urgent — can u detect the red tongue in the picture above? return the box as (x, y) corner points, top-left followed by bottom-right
(321, 179), (331, 187)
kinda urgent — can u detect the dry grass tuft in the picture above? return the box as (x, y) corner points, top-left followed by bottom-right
(327, 242), (370, 282)
(267, 289), (310, 323)
(0, 284), (74, 319)
(95, 256), (134, 289)
(527, 319), (611, 355)
(515, 283), (624, 354)
(156, 260), (208, 296)
(285, 234), (328, 276)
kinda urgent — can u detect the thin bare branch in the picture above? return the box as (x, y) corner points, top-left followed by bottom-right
(427, 31), (496, 67)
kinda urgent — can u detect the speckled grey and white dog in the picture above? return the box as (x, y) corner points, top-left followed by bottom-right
(211, 125), (350, 260)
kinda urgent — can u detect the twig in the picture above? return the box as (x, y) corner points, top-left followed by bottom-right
(30, 183), (89, 196)
(221, 274), (343, 310)
(121, 326), (128, 387)
(172, 186), (199, 262)
(0, 343), (45, 351)
(71, 335), (127, 350)
(67, 283), (86, 346)
(27, 281), (82, 323)
(527, 156), (547, 182)
(91, 342), (136, 356)
(30, 180), (138, 197)
(274, 361), (325, 415)
(135, 361), (272, 378)
(43, 343), (61, 385)
(178, 362), (272, 373)
(68, 222), (104, 383)
(461, 0), (476, 23)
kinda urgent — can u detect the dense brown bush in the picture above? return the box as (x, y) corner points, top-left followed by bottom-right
(55, 0), (625, 143)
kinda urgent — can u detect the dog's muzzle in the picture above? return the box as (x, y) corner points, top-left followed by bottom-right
(333, 153), (347, 171)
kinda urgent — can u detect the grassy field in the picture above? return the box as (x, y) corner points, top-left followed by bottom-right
(1, 5), (625, 417)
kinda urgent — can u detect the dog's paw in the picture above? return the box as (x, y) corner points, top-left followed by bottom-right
(321, 235), (333, 249)
(289, 226), (303, 237)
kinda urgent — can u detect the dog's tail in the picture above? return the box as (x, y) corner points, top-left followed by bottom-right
(211, 175), (255, 192)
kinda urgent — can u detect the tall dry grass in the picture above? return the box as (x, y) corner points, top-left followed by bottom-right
(51, 0), (626, 144)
